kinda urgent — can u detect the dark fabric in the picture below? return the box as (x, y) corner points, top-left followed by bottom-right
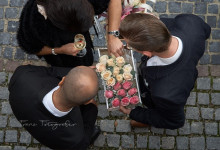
(17, 0), (109, 67)
(8, 65), (98, 150)
(88, 0), (110, 15)
(130, 14), (211, 129)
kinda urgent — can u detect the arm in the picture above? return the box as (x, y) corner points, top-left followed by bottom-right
(107, 0), (124, 57)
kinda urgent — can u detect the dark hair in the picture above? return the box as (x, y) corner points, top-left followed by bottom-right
(119, 13), (171, 53)
(36, 0), (94, 32)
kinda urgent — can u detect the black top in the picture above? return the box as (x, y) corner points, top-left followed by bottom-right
(9, 65), (98, 150)
(130, 14), (211, 129)
(17, 0), (109, 67)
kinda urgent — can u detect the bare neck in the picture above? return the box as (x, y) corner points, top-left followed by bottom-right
(154, 36), (179, 58)
(52, 88), (73, 112)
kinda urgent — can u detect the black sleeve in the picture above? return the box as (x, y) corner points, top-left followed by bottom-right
(78, 104), (98, 149)
(129, 97), (185, 129)
(88, 0), (110, 15)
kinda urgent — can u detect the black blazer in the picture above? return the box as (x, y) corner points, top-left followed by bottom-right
(130, 14), (211, 129)
(9, 65), (98, 150)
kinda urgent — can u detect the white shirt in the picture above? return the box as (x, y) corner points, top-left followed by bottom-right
(147, 36), (183, 66)
(42, 86), (72, 117)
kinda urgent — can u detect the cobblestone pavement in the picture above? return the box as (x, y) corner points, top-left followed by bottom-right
(0, 0), (220, 149)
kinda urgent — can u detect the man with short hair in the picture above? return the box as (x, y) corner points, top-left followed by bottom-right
(119, 14), (211, 129)
(9, 65), (99, 149)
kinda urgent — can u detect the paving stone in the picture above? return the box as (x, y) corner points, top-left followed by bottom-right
(186, 92), (196, 105)
(160, 14), (168, 18)
(165, 129), (177, 135)
(27, 54), (39, 60)
(0, 59), (3, 71)
(0, 20), (4, 32)
(0, 72), (7, 84)
(149, 136), (160, 149)
(211, 66), (220, 76)
(100, 120), (114, 132)
(186, 107), (200, 120)
(206, 137), (220, 149)
(0, 0), (8, 6)
(98, 77), (104, 89)
(33, 138), (40, 144)
(7, 21), (19, 32)
(14, 48), (25, 60)
(0, 8), (4, 19)
(98, 90), (106, 103)
(205, 122), (218, 135)
(20, 131), (31, 143)
(211, 93), (220, 105)
(10, 0), (26, 7)
(191, 122), (203, 134)
(213, 78), (220, 90)
(14, 146), (27, 150)
(151, 127), (164, 134)
(198, 93), (209, 105)
(1, 102), (12, 114)
(155, 1), (167, 13)
(94, 134), (105, 147)
(179, 122), (191, 135)
(212, 29), (220, 39)
(0, 87), (9, 100)
(121, 135), (134, 148)
(201, 108), (214, 119)
(0, 33), (11, 45)
(209, 42), (220, 52)
(97, 105), (109, 118)
(110, 110), (124, 117)
(190, 137), (205, 149)
(9, 116), (22, 127)
(5, 8), (19, 19)
(215, 108), (220, 120)
(0, 116), (8, 128)
(182, 3), (193, 13)
(8, 73), (13, 84)
(176, 136), (188, 150)
(161, 137), (175, 149)
(197, 77), (210, 90)
(106, 134), (120, 148)
(0, 131), (4, 142)
(5, 60), (21, 72)
(199, 54), (210, 65)
(116, 120), (131, 132)
(5, 130), (17, 142)
(197, 65), (209, 77)
(134, 127), (149, 133)
(0, 146), (12, 150)
(11, 34), (18, 46)
(168, 2), (181, 13)
(3, 47), (13, 59)
(207, 16), (217, 28)
(218, 18), (220, 28)
(195, 2), (207, 14)
(137, 135), (147, 148)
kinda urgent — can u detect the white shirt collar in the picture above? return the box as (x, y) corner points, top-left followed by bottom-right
(43, 86), (72, 117)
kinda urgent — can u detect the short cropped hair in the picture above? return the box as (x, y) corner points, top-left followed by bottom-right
(36, 0), (94, 32)
(119, 13), (171, 53)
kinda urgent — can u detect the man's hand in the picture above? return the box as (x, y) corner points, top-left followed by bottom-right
(60, 43), (80, 56)
(119, 105), (131, 115)
(108, 36), (124, 57)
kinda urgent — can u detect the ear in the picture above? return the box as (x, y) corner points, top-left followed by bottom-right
(141, 51), (153, 57)
(58, 77), (65, 86)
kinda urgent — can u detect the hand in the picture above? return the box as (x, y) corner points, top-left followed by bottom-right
(108, 36), (124, 57)
(84, 99), (97, 107)
(89, 66), (96, 69)
(119, 105), (131, 115)
(60, 43), (80, 56)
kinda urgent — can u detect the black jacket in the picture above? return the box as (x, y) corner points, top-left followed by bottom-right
(9, 65), (98, 150)
(130, 14), (211, 129)
(17, 0), (109, 67)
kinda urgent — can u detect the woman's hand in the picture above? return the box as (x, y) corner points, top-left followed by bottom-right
(60, 43), (80, 56)
(108, 36), (124, 57)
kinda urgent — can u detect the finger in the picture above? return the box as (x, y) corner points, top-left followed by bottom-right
(112, 52), (120, 57)
(89, 66), (96, 69)
(117, 50), (124, 56)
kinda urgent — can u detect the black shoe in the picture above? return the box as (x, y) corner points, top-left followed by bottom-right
(90, 125), (101, 144)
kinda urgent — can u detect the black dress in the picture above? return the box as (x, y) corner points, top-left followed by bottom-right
(17, 0), (110, 67)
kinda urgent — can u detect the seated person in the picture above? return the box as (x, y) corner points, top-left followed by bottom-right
(9, 65), (99, 149)
(119, 13), (211, 129)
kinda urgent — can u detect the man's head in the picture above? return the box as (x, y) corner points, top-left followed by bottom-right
(59, 66), (99, 106)
(119, 13), (171, 53)
(36, 0), (94, 32)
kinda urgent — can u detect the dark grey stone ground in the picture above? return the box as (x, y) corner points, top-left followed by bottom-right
(0, 0), (220, 149)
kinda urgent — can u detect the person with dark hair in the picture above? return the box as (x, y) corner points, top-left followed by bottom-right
(119, 13), (211, 129)
(17, 0), (123, 67)
(9, 65), (99, 149)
